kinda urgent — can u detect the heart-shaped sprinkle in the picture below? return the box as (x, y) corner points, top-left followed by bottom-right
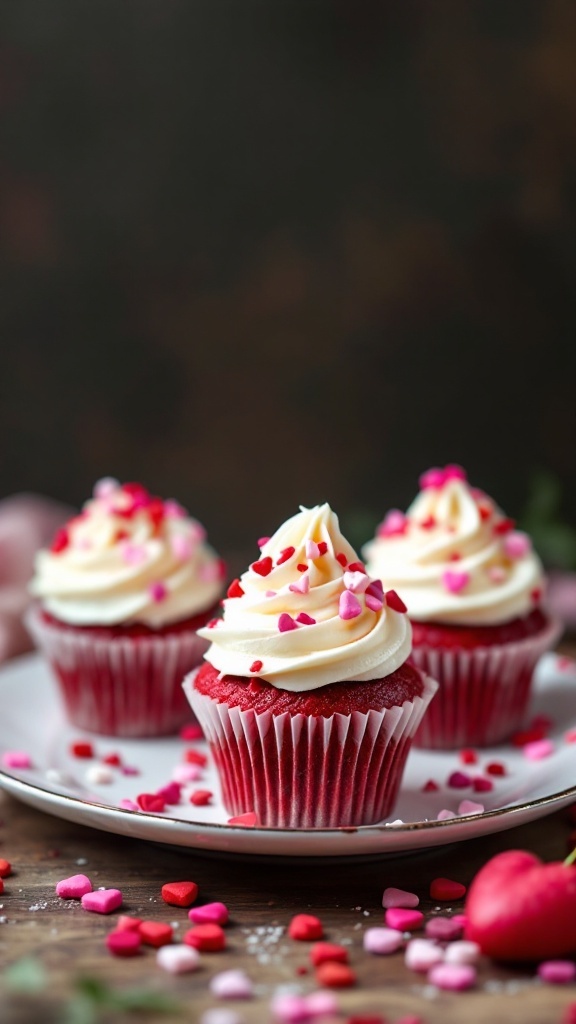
(385, 589), (407, 612)
(430, 878), (467, 901)
(149, 582), (167, 603)
(422, 779), (439, 792)
(315, 962), (356, 988)
(251, 556), (273, 577)
(210, 969), (253, 999)
(363, 927), (404, 955)
(161, 881), (198, 907)
(276, 546), (295, 565)
(317, 542), (328, 555)
(289, 575), (310, 595)
(458, 800), (485, 816)
(382, 887), (419, 909)
(448, 771), (471, 788)
(296, 612), (316, 625)
(442, 570), (470, 594)
(227, 812), (258, 827)
(503, 531), (531, 559)
(419, 467), (446, 489)
(305, 540), (320, 559)
(339, 590), (362, 620)
(377, 509), (408, 537)
(343, 571), (370, 593)
(428, 962), (476, 991)
(156, 944), (199, 974)
(278, 613), (298, 632)
(365, 594), (384, 612)
(249, 660), (263, 673)
(310, 942), (349, 966)
(257, 536), (270, 548)
(288, 914), (323, 941)
(385, 908), (424, 931)
(405, 938), (444, 972)
(227, 578), (244, 598)
(189, 902), (229, 925)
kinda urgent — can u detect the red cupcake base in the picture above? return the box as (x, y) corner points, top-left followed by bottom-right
(184, 665), (438, 828)
(410, 613), (561, 749)
(26, 604), (218, 737)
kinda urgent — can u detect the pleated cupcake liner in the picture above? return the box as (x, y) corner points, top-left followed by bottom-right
(26, 603), (210, 738)
(410, 617), (562, 750)
(183, 670), (438, 828)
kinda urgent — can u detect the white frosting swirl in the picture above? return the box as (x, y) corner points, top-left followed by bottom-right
(363, 469), (544, 626)
(30, 480), (223, 627)
(199, 503), (412, 692)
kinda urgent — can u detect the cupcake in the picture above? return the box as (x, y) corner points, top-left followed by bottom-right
(363, 465), (561, 749)
(27, 478), (224, 737)
(183, 503), (437, 828)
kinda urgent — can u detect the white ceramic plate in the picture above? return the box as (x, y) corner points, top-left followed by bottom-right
(0, 653), (575, 858)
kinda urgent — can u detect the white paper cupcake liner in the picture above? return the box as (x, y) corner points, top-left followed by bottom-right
(26, 603), (210, 737)
(183, 671), (438, 827)
(410, 617), (562, 749)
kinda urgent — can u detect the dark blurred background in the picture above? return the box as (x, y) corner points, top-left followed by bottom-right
(1, 0), (575, 564)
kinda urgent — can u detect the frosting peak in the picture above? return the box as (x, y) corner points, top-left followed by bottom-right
(363, 467), (544, 626)
(30, 479), (224, 627)
(199, 503), (412, 692)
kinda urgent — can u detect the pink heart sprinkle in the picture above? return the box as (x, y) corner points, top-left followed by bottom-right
(94, 477), (119, 499)
(296, 612), (316, 625)
(304, 992), (339, 1017)
(537, 960), (576, 984)
(163, 499), (187, 519)
(363, 927), (404, 955)
(448, 771), (471, 788)
(305, 540), (320, 559)
(523, 738), (554, 760)
(148, 582), (167, 603)
(503, 531), (531, 559)
(289, 575), (310, 595)
(257, 536), (271, 549)
(121, 543), (148, 566)
(385, 908), (424, 931)
(425, 916), (463, 940)
(419, 467), (446, 489)
(2, 751), (32, 769)
(119, 799), (139, 811)
(442, 570), (470, 594)
(81, 889), (123, 914)
(171, 535), (193, 561)
(437, 809), (456, 820)
(278, 613), (298, 632)
(156, 944), (199, 974)
(189, 901), (229, 925)
(365, 594), (384, 613)
(458, 799), (485, 816)
(488, 566), (507, 584)
(405, 938), (444, 972)
(428, 962), (476, 992)
(444, 464), (467, 481)
(343, 570), (370, 593)
(377, 509), (408, 537)
(210, 969), (253, 1000)
(339, 590), (362, 620)
(382, 887), (419, 909)
(265, 590), (277, 597)
(56, 874), (93, 899)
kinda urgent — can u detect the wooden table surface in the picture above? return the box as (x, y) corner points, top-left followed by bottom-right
(1, 649), (576, 1024)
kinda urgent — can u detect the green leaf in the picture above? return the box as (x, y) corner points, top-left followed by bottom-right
(3, 957), (47, 992)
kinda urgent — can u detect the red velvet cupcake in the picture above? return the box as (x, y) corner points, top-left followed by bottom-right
(363, 466), (561, 749)
(27, 479), (224, 737)
(183, 504), (437, 828)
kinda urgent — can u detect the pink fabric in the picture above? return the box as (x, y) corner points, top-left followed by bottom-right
(0, 493), (72, 662)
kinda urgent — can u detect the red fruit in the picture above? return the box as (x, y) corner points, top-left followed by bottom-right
(288, 914), (324, 941)
(464, 850), (576, 960)
(315, 961), (356, 987)
(161, 881), (199, 907)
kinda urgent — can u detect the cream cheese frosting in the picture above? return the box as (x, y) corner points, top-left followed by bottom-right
(198, 503), (412, 692)
(30, 479), (224, 627)
(363, 466), (544, 626)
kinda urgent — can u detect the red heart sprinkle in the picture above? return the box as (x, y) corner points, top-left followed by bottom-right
(50, 527), (70, 554)
(139, 921), (173, 947)
(418, 515), (436, 530)
(460, 749), (477, 765)
(251, 556), (273, 576)
(276, 546), (295, 565)
(317, 542), (328, 555)
(106, 930), (141, 957)
(336, 553), (347, 567)
(136, 793), (166, 813)
(227, 578), (244, 598)
(228, 812), (258, 827)
(161, 881), (199, 907)
(315, 961), (356, 988)
(385, 590), (407, 613)
(288, 914), (324, 941)
(297, 563), (308, 572)
(71, 742), (94, 759)
(430, 877), (467, 901)
(184, 922), (226, 951)
(102, 753), (122, 766)
(310, 942), (349, 966)
(447, 771), (471, 788)
(185, 749), (207, 766)
(116, 915), (142, 932)
(190, 789), (213, 806)
(472, 777), (494, 793)
(486, 762), (506, 776)
(347, 561), (366, 573)
(250, 660), (263, 673)
(0, 859), (12, 878)
(179, 724), (204, 741)
(493, 517), (515, 535)
(422, 779), (439, 792)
